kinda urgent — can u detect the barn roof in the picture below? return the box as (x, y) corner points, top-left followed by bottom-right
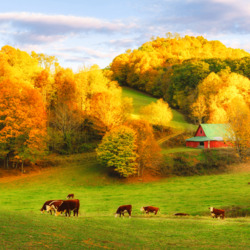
(186, 136), (212, 142)
(200, 124), (229, 138)
(186, 124), (230, 142)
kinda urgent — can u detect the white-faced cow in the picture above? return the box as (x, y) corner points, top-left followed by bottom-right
(67, 193), (74, 199)
(209, 207), (225, 219)
(55, 199), (80, 217)
(40, 200), (54, 214)
(140, 206), (160, 215)
(46, 200), (63, 214)
(115, 205), (132, 218)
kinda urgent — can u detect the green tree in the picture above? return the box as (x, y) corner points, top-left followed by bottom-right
(96, 126), (138, 177)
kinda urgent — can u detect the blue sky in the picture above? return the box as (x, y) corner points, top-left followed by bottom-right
(0, 0), (249, 71)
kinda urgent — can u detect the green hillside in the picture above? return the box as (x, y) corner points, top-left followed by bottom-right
(0, 154), (249, 249)
(122, 86), (196, 131)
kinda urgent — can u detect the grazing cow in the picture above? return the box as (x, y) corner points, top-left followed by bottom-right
(140, 206), (160, 215)
(46, 200), (63, 214)
(55, 199), (80, 217)
(40, 200), (54, 214)
(67, 193), (74, 199)
(115, 205), (132, 218)
(174, 213), (190, 216)
(209, 207), (225, 219)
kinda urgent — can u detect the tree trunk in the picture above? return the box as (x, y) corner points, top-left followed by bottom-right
(21, 160), (24, 173)
(6, 155), (9, 169)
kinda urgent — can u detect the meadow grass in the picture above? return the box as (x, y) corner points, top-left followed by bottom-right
(161, 147), (203, 154)
(0, 155), (249, 249)
(122, 86), (196, 131)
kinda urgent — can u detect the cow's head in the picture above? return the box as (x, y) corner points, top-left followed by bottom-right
(209, 207), (213, 212)
(140, 207), (145, 212)
(46, 205), (52, 212)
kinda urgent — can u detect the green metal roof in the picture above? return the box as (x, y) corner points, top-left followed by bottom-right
(200, 124), (229, 138)
(186, 124), (229, 142)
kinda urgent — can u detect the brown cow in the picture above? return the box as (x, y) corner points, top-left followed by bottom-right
(115, 205), (132, 218)
(209, 207), (225, 219)
(141, 206), (160, 215)
(40, 200), (54, 214)
(174, 213), (190, 216)
(67, 193), (74, 199)
(55, 199), (80, 217)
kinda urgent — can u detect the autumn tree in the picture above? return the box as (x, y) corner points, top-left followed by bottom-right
(196, 71), (250, 123)
(49, 68), (82, 154)
(0, 78), (47, 170)
(89, 90), (132, 133)
(54, 67), (76, 106)
(48, 103), (82, 154)
(140, 99), (172, 131)
(31, 51), (58, 72)
(96, 126), (138, 177)
(1, 45), (41, 86)
(126, 119), (162, 176)
(226, 98), (250, 162)
(190, 95), (207, 124)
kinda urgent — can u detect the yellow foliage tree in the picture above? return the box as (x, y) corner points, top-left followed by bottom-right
(140, 99), (172, 130)
(89, 90), (132, 133)
(226, 98), (250, 162)
(196, 71), (250, 123)
(190, 95), (207, 124)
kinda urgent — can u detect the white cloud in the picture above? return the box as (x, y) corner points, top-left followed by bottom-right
(0, 12), (137, 34)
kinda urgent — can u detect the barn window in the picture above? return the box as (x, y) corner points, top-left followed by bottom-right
(200, 142), (204, 146)
(200, 130), (202, 134)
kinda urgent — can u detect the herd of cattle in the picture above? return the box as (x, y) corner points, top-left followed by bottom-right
(40, 194), (225, 219)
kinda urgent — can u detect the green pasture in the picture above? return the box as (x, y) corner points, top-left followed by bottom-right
(122, 86), (196, 131)
(161, 147), (203, 154)
(0, 154), (249, 249)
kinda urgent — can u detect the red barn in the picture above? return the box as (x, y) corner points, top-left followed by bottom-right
(186, 124), (230, 149)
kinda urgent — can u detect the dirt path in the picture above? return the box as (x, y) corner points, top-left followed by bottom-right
(157, 130), (184, 145)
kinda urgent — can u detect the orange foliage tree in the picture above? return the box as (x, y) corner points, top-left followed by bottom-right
(0, 78), (47, 169)
(0, 45), (47, 169)
(126, 119), (163, 176)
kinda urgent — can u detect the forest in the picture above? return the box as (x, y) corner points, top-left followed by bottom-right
(0, 34), (250, 177)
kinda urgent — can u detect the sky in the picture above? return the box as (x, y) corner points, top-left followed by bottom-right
(0, 0), (249, 71)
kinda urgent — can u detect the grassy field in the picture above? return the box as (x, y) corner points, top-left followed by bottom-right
(122, 86), (196, 131)
(161, 147), (203, 154)
(0, 154), (249, 249)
